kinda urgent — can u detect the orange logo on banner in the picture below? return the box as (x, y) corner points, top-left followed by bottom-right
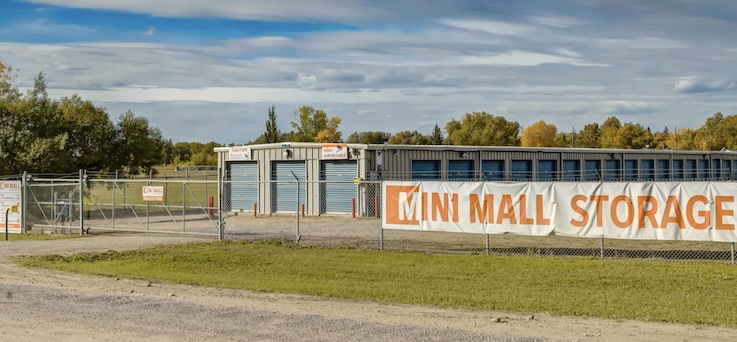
(385, 185), (459, 225)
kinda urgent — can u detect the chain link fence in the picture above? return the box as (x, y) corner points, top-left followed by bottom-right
(25, 173), (83, 234)
(83, 171), (219, 236)
(7, 169), (737, 264)
(221, 178), (737, 264)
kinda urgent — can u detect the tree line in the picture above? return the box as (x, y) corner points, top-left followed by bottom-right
(3, 60), (736, 175)
(253, 106), (737, 152)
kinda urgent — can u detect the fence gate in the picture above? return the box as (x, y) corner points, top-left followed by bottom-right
(25, 173), (83, 234)
(81, 171), (220, 236)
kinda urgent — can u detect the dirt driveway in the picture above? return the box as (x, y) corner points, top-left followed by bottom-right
(0, 233), (734, 341)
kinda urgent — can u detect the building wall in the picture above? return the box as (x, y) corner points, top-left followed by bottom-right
(218, 144), (737, 216)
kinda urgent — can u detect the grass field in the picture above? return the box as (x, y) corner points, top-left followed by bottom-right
(17, 239), (737, 327)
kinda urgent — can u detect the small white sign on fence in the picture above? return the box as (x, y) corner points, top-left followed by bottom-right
(0, 181), (22, 234)
(142, 186), (165, 202)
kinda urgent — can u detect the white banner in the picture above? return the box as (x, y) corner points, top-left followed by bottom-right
(382, 181), (737, 242)
(0, 181), (22, 234)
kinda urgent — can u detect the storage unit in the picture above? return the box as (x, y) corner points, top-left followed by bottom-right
(411, 160), (440, 179)
(271, 161), (306, 212)
(320, 160), (358, 213)
(215, 143), (737, 216)
(537, 160), (557, 181)
(229, 162), (259, 211)
(481, 160), (505, 180)
(448, 160), (474, 180)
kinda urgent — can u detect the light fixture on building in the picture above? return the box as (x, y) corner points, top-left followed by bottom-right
(461, 151), (469, 159)
(283, 148), (292, 159)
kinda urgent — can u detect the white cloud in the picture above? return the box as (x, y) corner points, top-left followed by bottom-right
(23, 0), (393, 23)
(5, 1), (737, 144)
(439, 19), (537, 37)
(528, 14), (580, 28)
(144, 26), (156, 36)
(2, 19), (95, 36)
(457, 51), (608, 67)
(674, 80), (737, 93)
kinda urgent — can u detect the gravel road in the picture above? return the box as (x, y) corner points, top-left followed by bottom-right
(0, 233), (734, 341)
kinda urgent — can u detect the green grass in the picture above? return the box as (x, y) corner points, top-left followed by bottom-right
(17, 239), (737, 327)
(2, 233), (84, 241)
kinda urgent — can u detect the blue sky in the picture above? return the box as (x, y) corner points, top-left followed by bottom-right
(1, 0), (736, 144)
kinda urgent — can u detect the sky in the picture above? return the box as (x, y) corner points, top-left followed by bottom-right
(1, 0), (736, 144)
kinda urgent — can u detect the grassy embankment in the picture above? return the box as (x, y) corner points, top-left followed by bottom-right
(16, 239), (737, 327)
(2, 234), (83, 241)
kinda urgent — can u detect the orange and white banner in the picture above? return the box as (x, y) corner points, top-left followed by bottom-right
(0, 180), (22, 234)
(382, 181), (737, 242)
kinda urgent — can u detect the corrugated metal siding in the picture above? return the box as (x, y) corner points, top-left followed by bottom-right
(229, 162), (258, 211)
(321, 161), (357, 213)
(271, 161), (306, 212)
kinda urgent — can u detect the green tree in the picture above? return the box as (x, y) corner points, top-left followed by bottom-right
(0, 63), (171, 175)
(290, 106), (343, 142)
(693, 112), (737, 150)
(112, 111), (166, 174)
(599, 116), (621, 148)
(615, 122), (653, 149)
(445, 112), (520, 146)
(428, 125), (444, 145)
(264, 105), (281, 143)
(346, 131), (391, 144)
(388, 131), (429, 145)
(574, 123), (601, 148)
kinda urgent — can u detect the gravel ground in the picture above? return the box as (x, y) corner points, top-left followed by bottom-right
(0, 233), (734, 341)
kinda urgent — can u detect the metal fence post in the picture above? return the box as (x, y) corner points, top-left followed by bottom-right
(79, 169), (84, 236)
(732, 243), (735, 265)
(486, 234), (490, 255)
(21, 171), (28, 234)
(113, 170), (117, 228)
(379, 218), (384, 250)
(183, 170), (187, 232)
(147, 170), (151, 231)
(217, 166), (224, 240)
(296, 179), (301, 243)
(599, 170), (605, 259)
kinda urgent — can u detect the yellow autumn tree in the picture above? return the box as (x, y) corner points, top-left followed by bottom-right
(521, 120), (564, 147)
(314, 116), (342, 143)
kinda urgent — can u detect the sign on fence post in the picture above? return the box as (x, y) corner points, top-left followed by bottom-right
(142, 186), (164, 202)
(0, 181), (22, 234)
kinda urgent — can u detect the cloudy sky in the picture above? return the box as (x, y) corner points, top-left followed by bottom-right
(1, 0), (736, 144)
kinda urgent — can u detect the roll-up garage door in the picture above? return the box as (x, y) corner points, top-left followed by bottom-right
(272, 161), (306, 212)
(321, 161), (357, 213)
(411, 160), (440, 180)
(448, 160), (474, 180)
(229, 162), (258, 211)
